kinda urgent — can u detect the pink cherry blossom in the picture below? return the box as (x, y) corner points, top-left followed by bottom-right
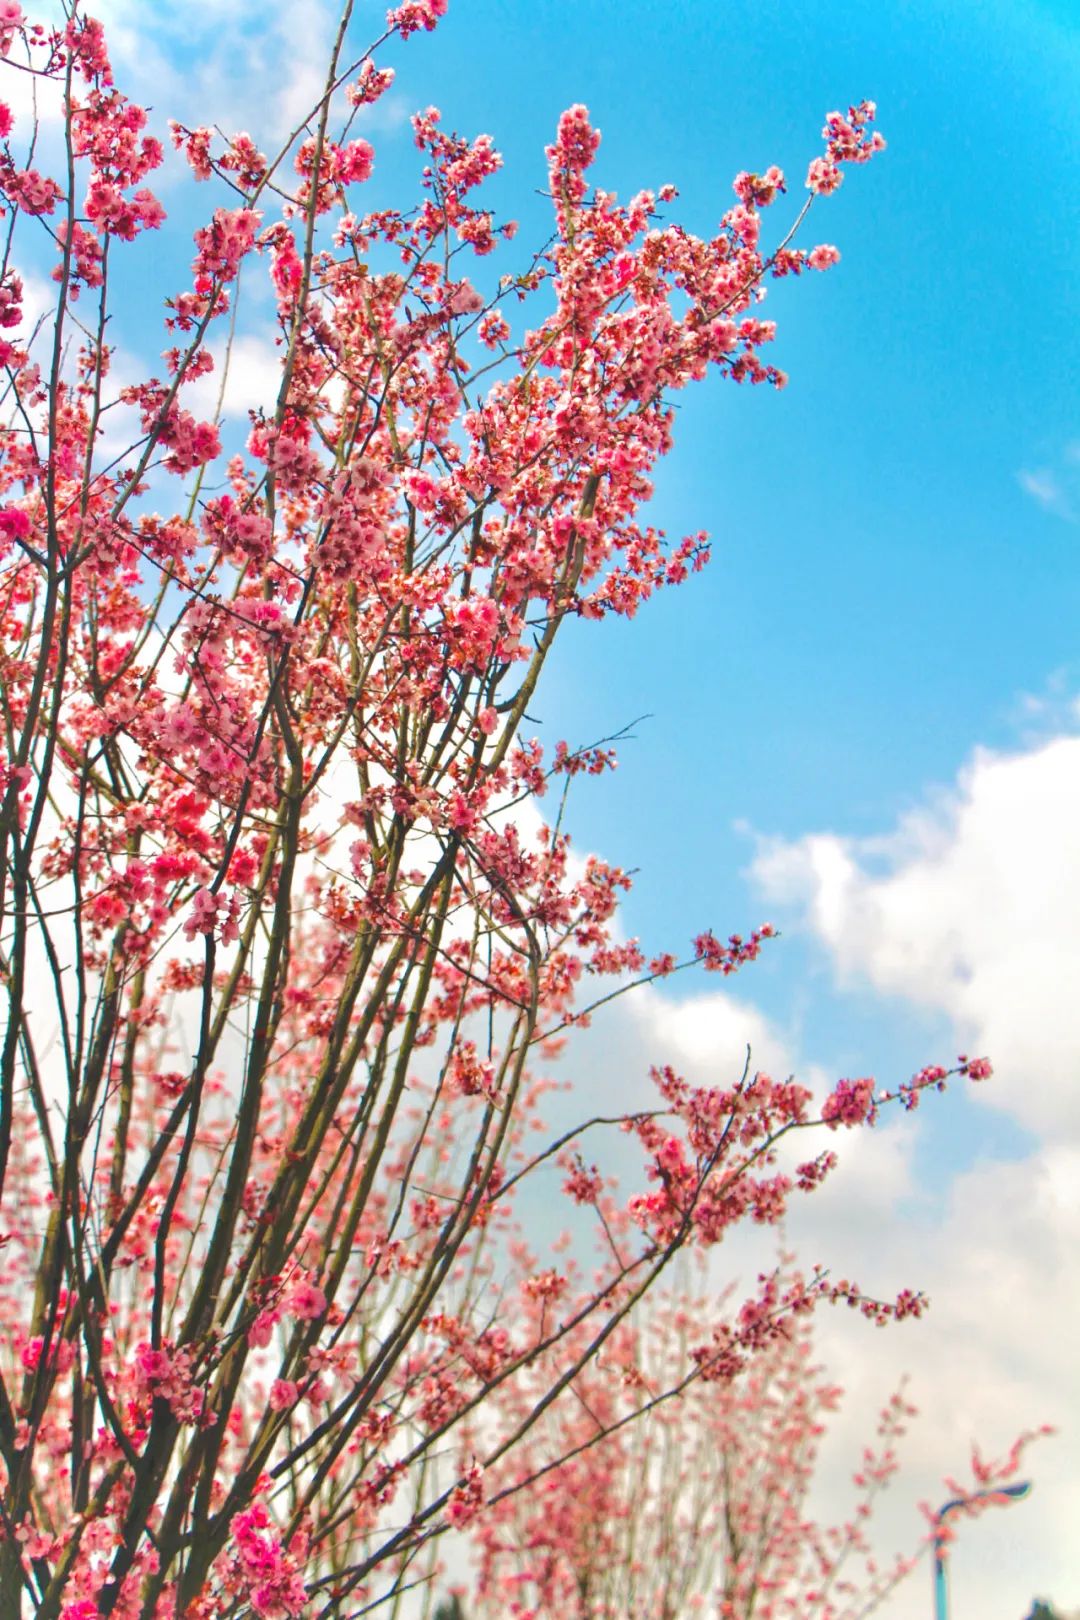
(285, 1280), (327, 1321)
(808, 242), (841, 269)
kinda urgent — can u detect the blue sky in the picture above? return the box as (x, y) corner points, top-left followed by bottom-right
(8, 0), (1079, 1610)
(478, 0), (1080, 916)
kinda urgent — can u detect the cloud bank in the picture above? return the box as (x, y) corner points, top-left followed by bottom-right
(737, 727), (1080, 1617)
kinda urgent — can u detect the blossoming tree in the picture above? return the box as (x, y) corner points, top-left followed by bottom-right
(0, 1), (997, 1615)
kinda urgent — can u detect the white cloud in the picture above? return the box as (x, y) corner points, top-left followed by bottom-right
(11, 0), (362, 150)
(0, 48), (66, 130)
(627, 979), (791, 1084)
(89, 0), (352, 146)
(9, 267), (56, 339)
(752, 734), (1080, 1141)
(184, 331), (285, 425)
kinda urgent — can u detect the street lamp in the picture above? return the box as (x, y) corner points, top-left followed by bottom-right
(932, 1481), (1032, 1620)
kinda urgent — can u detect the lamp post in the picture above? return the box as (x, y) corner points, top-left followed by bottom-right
(932, 1481), (1032, 1620)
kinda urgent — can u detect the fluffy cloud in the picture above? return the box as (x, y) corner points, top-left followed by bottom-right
(184, 332), (285, 426)
(751, 734), (1080, 1140)
(737, 727), (1080, 1616)
(83, 0), (402, 147)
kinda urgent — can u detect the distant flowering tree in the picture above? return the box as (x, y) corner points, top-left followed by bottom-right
(0, 1), (999, 1616)
(465, 1266), (1045, 1620)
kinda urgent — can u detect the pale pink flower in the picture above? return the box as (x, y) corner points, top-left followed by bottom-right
(808, 243), (841, 270)
(285, 1281), (327, 1322)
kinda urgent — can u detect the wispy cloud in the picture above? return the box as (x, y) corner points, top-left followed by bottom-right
(1017, 448), (1079, 522)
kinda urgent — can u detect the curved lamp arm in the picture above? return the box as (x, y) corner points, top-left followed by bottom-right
(932, 1482), (1032, 1620)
